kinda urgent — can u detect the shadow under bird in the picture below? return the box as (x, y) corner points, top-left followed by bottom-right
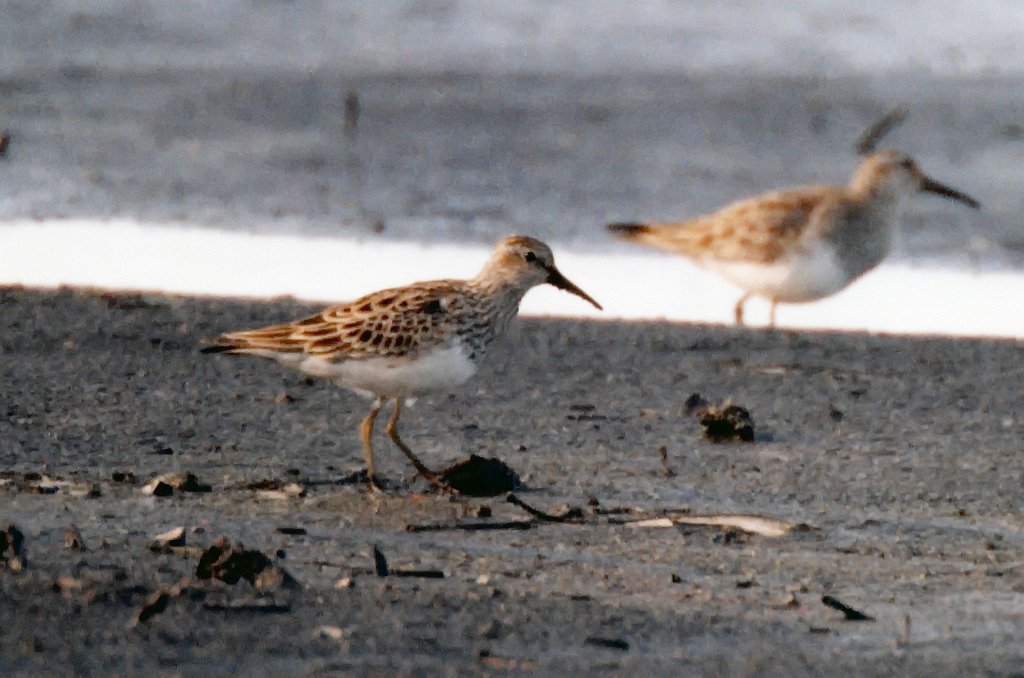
(201, 235), (601, 491)
(609, 149), (979, 326)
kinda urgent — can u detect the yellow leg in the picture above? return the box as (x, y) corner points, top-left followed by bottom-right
(734, 293), (752, 326)
(386, 399), (445, 487)
(360, 397), (386, 489)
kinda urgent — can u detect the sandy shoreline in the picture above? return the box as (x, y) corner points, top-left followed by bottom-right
(2, 286), (1023, 675)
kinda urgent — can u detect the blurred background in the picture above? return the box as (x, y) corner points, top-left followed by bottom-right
(1, 0), (1022, 334)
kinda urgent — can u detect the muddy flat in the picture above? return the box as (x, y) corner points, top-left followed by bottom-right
(2, 287), (1023, 675)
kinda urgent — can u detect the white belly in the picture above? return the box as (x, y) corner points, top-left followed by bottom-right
(296, 343), (478, 398)
(704, 243), (851, 303)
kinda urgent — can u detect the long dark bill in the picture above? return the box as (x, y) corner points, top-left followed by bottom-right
(921, 176), (980, 209)
(546, 267), (602, 310)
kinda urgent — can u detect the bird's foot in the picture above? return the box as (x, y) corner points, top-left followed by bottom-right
(415, 467), (455, 495)
(365, 472), (387, 494)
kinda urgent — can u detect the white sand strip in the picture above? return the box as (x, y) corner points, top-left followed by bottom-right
(2, 219), (1020, 339)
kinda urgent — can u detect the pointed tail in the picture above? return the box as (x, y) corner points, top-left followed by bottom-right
(199, 343), (237, 354)
(607, 222), (651, 240)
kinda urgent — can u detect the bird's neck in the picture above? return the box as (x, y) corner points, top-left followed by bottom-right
(830, 189), (902, 277)
(849, 174), (905, 207)
(471, 275), (529, 309)
(469, 275), (528, 327)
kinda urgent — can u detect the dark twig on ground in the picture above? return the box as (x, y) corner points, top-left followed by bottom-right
(405, 520), (534, 533)
(822, 595), (874, 621)
(506, 493), (585, 523)
(585, 637), (630, 651)
(372, 545), (444, 578)
(658, 445), (677, 477)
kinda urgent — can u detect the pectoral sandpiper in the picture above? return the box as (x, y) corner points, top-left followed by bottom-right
(202, 236), (601, 490)
(609, 150), (979, 326)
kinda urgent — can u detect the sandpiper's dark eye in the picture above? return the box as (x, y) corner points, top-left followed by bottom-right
(900, 158), (915, 170)
(524, 251), (537, 263)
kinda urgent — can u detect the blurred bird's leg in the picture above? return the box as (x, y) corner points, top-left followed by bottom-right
(360, 396), (386, 491)
(734, 293), (752, 326)
(386, 398), (445, 488)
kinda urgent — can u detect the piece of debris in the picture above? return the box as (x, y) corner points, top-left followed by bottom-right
(713, 529), (745, 545)
(685, 393), (755, 442)
(151, 526), (187, 550)
(202, 602), (291, 614)
(624, 517), (676, 529)
(395, 568), (444, 579)
(195, 537), (299, 591)
(1, 524), (26, 572)
(441, 455), (520, 496)
(566, 404), (608, 422)
(676, 514), (797, 537)
(20, 475), (73, 494)
(334, 577), (354, 590)
(244, 479), (284, 490)
(111, 471), (137, 484)
(141, 471), (212, 496)
(246, 479), (308, 500)
(774, 593), (800, 609)
(371, 545), (444, 579)
(506, 493), (585, 523)
(277, 527), (307, 536)
(274, 391), (296, 404)
(149, 526), (203, 558)
(658, 445), (677, 477)
(128, 578), (196, 628)
(300, 469), (373, 488)
(134, 590), (171, 625)
(405, 520), (534, 533)
(0, 131), (9, 157)
(276, 482), (307, 499)
(71, 482), (102, 498)
(372, 545), (389, 576)
(822, 594), (874, 621)
(584, 637), (630, 651)
(478, 650), (537, 671)
(53, 575), (85, 594)
(64, 524), (88, 551)
(314, 625), (345, 641)
(624, 513), (804, 537)
(586, 501), (643, 520)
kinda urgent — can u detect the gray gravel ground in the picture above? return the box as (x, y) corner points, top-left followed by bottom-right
(2, 287), (1024, 676)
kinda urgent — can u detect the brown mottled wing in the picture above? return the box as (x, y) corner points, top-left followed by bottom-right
(211, 280), (466, 360)
(633, 187), (838, 263)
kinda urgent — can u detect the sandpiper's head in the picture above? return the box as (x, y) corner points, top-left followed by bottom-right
(481, 235), (602, 309)
(851, 151), (980, 209)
